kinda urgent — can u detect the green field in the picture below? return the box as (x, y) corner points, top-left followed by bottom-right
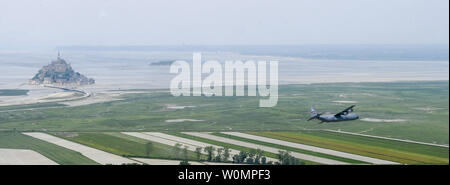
(247, 131), (448, 164)
(0, 81), (448, 147)
(1, 130), (447, 165)
(167, 132), (317, 164)
(55, 132), (200, 160)
(0, 131), (98, 165)
(211, 132), (367, 164)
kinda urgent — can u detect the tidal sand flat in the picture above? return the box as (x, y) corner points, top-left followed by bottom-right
(0, 51), (448, 91)
(0, 51), (448, 113)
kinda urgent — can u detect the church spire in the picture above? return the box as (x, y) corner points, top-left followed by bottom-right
(57, 51), (60, 59)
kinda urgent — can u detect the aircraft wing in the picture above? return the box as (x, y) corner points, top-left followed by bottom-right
(334, 105), (355, 117)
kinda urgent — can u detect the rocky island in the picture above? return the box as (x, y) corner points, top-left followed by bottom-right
(29, 53), (95, 86)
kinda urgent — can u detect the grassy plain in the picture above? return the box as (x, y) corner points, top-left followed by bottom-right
(211, 132), (367, 164)
(167, 132), (317, 164)
(0, 81), (448, 145)
(56, 132), (200, 160)
(247, 131), (449, 164)
(0, 131), (98, 165)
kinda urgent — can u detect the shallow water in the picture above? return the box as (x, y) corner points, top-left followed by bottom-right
(0, 50), (448, 91)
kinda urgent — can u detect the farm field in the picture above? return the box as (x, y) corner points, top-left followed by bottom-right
(0, 131), (446, 165)
(212, 132), (391, 164)
(0, 81), (447, 146)
(0, 148), (57, 165)
(132, 158), (205, 165)
(131, 132), (278, 162)
(0, 81), (448, 165)
(136, 132), (244, 160)
(168, 132), (312, 164)
(57, 132), (200, 160)
(246, 131), (449, 164)
(181, 132), (349, 164)
(0, 0), (448, 170)
(168, 132), (318, 165)
(0, 131), (97, 165)
(131, 158), (245, 165)
(23, 132), (137, 165)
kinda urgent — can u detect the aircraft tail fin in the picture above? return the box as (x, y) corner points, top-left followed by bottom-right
(308, 106), (320, 121)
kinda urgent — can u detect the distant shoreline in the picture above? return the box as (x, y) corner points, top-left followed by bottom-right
(55, 44), (450, 61)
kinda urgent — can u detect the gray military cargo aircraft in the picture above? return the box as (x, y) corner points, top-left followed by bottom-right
(307, 105), (359, 123)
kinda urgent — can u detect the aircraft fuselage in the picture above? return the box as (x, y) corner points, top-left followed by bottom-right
(318, 113), (359, 122)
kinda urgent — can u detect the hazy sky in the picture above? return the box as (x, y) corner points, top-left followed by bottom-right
(0, 0), (448, 49)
